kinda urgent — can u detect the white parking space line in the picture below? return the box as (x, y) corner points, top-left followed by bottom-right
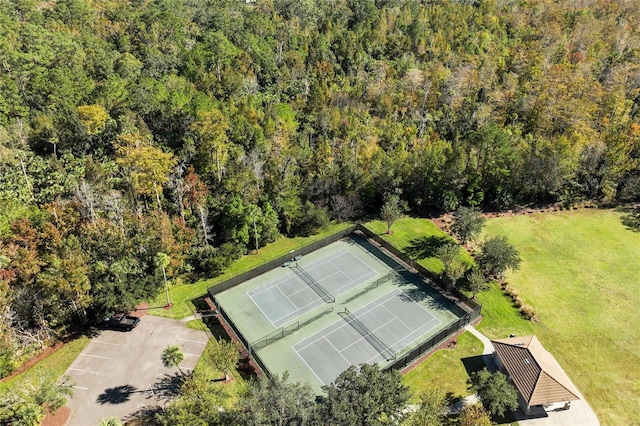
(73, 386), (89, 390)
(183, 353), (200, 357)
(93, 340), (120, 346)
(69, 368), (100, 374)
(79, 353), (111, 360)
(177, 338), (206, 344)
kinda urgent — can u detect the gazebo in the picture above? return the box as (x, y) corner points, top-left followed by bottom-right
(491, 335), (580, 415)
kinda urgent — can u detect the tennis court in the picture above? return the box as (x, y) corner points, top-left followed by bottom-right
(247, 248), (378, 327)
(212, 235), (465, 392)
(293, 289), (441, 385)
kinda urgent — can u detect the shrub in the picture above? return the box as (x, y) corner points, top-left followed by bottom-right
(469, 368), (519, 417)
(520, 305), (538, 322)
(512, 295), (524, 308)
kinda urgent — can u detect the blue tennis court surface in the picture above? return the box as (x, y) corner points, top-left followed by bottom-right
(293, 289), (442, 385)
(247, 248), (379, 327)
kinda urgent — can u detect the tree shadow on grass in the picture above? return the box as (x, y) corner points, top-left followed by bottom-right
(619, 205), (640, 232)
(96, 384), (137, 405)
(405, 235), (452, 260)
(461, 355), (487, 379)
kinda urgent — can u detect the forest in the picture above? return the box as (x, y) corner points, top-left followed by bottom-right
(0, 0), (639, 377)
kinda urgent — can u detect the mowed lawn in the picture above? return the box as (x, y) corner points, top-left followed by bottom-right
(403, 332), (484, 403)
(482, 209), (640, 425)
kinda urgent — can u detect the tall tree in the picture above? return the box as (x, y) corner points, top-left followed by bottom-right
(477, 236), (521, 278)
(115, 133), (177, 208)
(190, 109), (231, 184)
(451, 206), (486, 245)
(155, 373), (227, 426)
(403, 388), (447, 426)
(235, 372), (317, 426)
(469, 368), (519, 417)
(208, 340), (239, 381)
(380, 192), (404, 234)
(467, 268), (489, 299)
(0, 368), (73, 425)
(437, 242), (468, 292)
(459, 404), (492, 426)
(320, 364), (410, 426)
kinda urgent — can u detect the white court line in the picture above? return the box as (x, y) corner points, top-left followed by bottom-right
(247, 248), (349, 298)
(338, 315), (396, 353)
(382, 302), (441, 336)
(177, 338), (207, 344)
(293, 289), (408, 352)
(325, 335), (354, 365)
(379, 303), (442, 349)
(72, 386), (89, 390)
(327, 250), (379, 281)
(92, 340), (119, 346)
(381, 304), (416, 334)
(69, 368), (100, 374)
(286, 270), (342, 298)
(293, 345), (326, 384)
(79, 353), (111, 360)
(250, 286), (294, 327)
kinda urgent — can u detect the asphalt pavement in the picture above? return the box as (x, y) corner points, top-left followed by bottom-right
(64, 315), (209, 426)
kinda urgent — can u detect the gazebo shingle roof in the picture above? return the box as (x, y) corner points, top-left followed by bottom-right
(492, 335), (580, 406)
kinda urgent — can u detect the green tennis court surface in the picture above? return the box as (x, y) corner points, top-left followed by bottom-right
(247, 248), (378, 327)
(294, 289), (441, 385)
(214, 235), (463, 392)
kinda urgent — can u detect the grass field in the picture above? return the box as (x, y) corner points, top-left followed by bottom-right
(148, 222), (354, 320)
(191, 336), (247, 409)
(481, 208), (640, 425)
(364, 217), (473, 273)
(403, 332), (483, 403)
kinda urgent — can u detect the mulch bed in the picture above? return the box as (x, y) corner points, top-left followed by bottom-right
(130, 302), (150, 318)
(2, 304), (151, 385)
(42, 406), (70, 426)
(0, 342), (65, 383)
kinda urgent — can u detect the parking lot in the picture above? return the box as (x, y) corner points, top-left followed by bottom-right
(64, 315), (209, 425)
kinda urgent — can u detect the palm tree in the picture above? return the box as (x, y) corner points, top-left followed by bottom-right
(154, 252), (170, 307)
(161, 345), (184, 374)
(98, 417), (123, 426)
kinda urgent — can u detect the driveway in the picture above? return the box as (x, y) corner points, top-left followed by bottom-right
(64, 316), (209, 426)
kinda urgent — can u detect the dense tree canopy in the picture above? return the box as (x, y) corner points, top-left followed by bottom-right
(1, 0), (640, 376)
(320, 364), (410, 425)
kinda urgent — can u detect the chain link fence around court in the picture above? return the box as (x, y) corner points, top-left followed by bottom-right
(249, 306), (335, 353)
(354, 224), (482, 315)
(208, 225), (357, 297)
(208, 222), (482, 379)
(213, 296), (273, 378)
(384, 304), (481, 371)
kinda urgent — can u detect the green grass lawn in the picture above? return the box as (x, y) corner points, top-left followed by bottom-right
(192, 336), (247, 409)
(148, 222), (354, 320)
(0, 336), (90, 393)
(403, 332), (484, 403)
(481, 209), (640, 426)
(364, 217), (473, 274)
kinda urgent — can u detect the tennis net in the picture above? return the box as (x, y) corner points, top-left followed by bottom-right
(291, 265), (335, 303)
(342, 308), (395, 360)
